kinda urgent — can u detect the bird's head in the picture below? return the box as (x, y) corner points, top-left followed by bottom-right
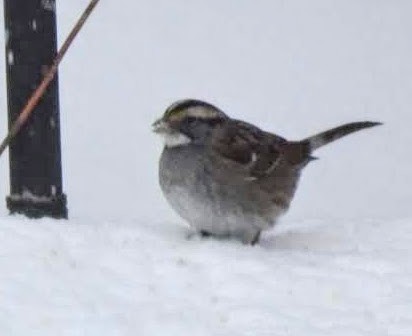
(152, 99), (228, 147)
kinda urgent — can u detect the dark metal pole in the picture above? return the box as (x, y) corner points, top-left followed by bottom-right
(3, 0), (67, 218)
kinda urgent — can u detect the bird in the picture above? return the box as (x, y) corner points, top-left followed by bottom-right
(152, 99), (381, 245)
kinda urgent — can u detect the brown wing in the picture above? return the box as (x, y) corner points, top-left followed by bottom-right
(208, 119), (287, 179)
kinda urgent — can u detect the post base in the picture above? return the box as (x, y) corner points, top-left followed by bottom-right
(6, 193), (68, 219)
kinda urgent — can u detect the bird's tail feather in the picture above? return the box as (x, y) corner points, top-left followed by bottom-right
(302, 121), (382, 152)
(283, 121), (382, 165)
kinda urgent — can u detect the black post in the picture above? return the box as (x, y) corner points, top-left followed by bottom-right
(3, 0), (67, 218)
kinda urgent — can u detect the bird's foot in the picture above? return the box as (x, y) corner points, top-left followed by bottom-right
(199, 230), (212, 238)
(241, 230), (261, 245)
(186, 230), (213, 240)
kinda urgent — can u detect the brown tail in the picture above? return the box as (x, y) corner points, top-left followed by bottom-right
(283, 121), (382, 165)
(302, 121), (382, 152)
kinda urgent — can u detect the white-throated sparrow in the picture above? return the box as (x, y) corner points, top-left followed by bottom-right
(153, 99), (381, 244)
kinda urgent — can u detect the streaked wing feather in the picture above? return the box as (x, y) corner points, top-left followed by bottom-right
(209, 120), (286, 179)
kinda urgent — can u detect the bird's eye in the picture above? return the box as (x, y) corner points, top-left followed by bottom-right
(186, 117), (197, 125)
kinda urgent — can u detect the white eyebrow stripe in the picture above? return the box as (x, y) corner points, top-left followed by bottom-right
(186, 107), (218, 119)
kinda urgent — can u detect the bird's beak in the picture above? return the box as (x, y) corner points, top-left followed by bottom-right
(152, 119), (170, 134)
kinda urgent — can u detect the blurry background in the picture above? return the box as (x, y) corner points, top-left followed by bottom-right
(0, 0), (410, 223)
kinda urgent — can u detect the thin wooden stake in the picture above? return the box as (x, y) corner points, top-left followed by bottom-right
(0, 0), (100, 156)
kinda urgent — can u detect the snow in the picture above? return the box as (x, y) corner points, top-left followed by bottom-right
(1, 217), (411, 335)
(1, 0), (412, 335)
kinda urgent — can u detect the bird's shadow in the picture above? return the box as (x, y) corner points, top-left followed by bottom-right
(181, 221), (355, 253)
(259, 225), (351, 252)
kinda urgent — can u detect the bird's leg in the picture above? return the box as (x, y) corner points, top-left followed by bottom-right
(241, 229), (261, 245)
(250, 230), (261, 245)
(199, 230), (212, 238)
(186, 230), (212, 240)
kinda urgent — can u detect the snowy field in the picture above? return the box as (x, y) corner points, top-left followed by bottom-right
(1, 1), (412, 335)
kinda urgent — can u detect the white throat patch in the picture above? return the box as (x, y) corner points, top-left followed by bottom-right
(161, 132), (192, 148)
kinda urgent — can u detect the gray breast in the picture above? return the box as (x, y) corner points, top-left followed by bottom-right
(158, 145), (293, 237)
(159, 146), (226, 233)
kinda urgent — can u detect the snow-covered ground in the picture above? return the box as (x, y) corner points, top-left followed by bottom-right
(1, 1), (412, 335)
(1, 216), (411, 335)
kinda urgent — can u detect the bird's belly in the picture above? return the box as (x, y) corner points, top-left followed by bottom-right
(159, 148), (282, 236)
(162, 182), (268, 236)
